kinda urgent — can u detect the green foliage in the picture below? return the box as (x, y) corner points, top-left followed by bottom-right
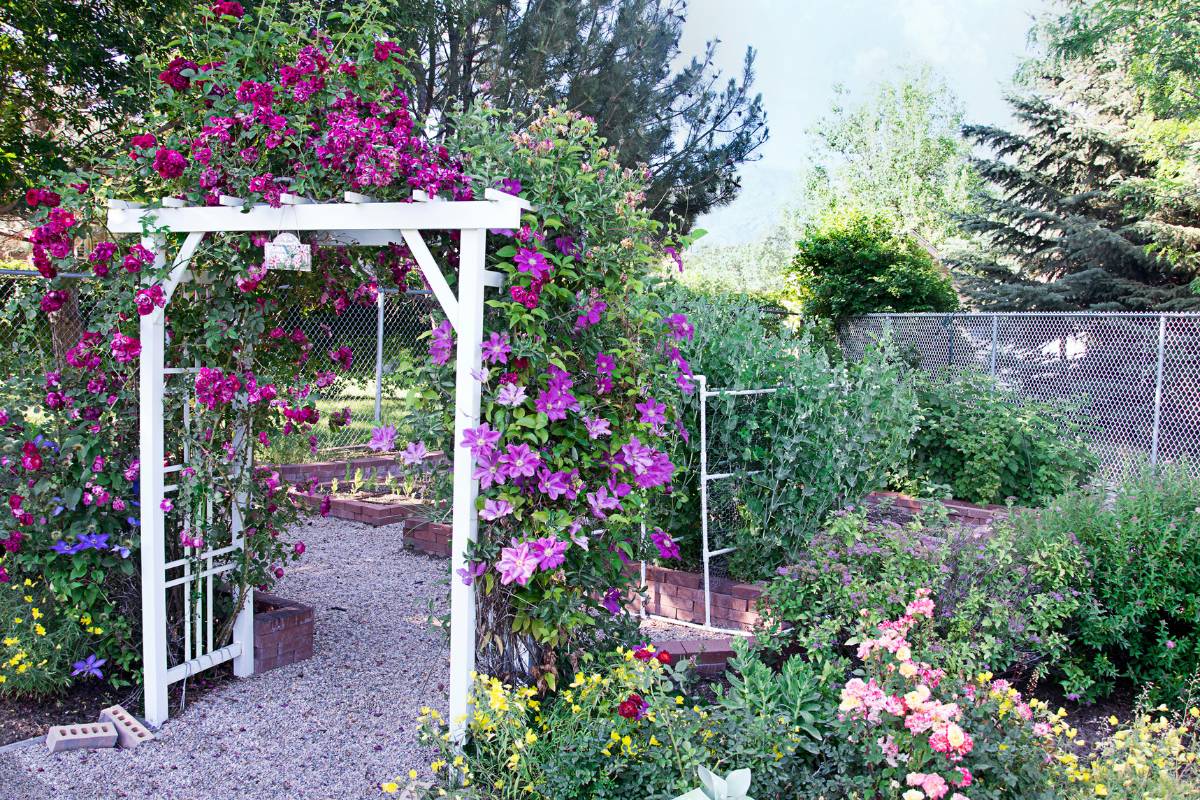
(806, 69), (979, 251)
(411, 644), (836, 800)
(0, 577), (88, 696)
(0, 0), (192, 202)
(902, 369), (1098, 506)
(1050, 0), (1200, 121)
(958, 1), (1200, 308)
(650, 282), (917, 579)
(759, 504), (1084, 684)
(787, 208), (958, 325)
(1028, 462), (1200, 702)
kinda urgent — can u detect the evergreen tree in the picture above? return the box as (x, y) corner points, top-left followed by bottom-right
(957, 66), (1200, 310)
(398, 0), (768, 230)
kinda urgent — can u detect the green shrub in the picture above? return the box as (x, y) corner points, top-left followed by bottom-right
(787, 207), (958, 325)
(0, 578), (88, 696)
(1029, 462), (1200, 702)
(901, 369), (1098, 506)
(649, 284), (917, 579)
(759, 503), (1085, 683)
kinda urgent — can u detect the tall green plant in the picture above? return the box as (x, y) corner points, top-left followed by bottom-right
(1026, 461), (1200, 701)
(901, 369), (1097, 506)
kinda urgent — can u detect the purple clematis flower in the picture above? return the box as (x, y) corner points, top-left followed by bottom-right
(498, 443), (540, 478)
(513, 248), (550, 280)
(479, 498), (514, 521)
(72, 654), (106, 680)
(480, 332), (512, 365)
(473, 451), (507, 490)
(584, 416), (612, 439)
(400, 441), (429, 466)
(601, 588), (622, 615)
(456, 561), (487, 586)
(52, 539), (82, 555)
(495, 382), (527, 407)
(650, 528), (681, 560)
(635, 397), (666, 427)
(368, 425), (397, 452)
(530, 536), (569, 570)
(460, 423), (501, 459)
(496, 541), (538, 586)
(429, 319), (454, 365)
(78, 532), (109, 551)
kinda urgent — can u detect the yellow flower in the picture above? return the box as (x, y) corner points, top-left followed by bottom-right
(381, 781), (399, 794)
(30, 607), (42, 620)
(1093, 784), (1108, 796)
(34, 624), (45, 637)
(408, 769), (418, 780)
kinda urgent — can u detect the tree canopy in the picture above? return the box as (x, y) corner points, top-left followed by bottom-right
(955, 1), (1200, 310)
(805, 70), (978, 256)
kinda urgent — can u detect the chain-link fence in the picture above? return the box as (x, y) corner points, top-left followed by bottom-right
(275, 288), (439, 455)
(0, 272), (439, 459)
(840, 312), (1200, 476)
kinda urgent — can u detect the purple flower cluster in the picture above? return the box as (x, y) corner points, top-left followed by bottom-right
(534, 366), (580, 421)
(496, 535), (570, 585)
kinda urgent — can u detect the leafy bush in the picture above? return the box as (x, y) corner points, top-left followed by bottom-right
(1028, 462), (1200, 702)
(399, 643), (836, 800)
(787, 207), (958, 325)
(652, 283), (917, 579)
(1056, 698), (1200, 799)
(760, 503), (1084, 682)
(823, 590), (1061, 800)
(901, 369), (1098, 506)
(0, 578), (87, 695)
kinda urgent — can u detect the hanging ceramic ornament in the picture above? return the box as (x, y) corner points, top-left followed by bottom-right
(264, 232), (311, 272)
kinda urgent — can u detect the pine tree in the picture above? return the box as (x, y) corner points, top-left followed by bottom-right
(956, 67), (1200, 310)
(398, 0), (768, 230)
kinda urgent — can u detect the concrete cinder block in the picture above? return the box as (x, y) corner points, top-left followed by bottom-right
(99, 705), (154, 749)
(46, 722), (118, 753)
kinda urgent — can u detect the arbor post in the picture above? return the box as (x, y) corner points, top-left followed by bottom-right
(448, 228), (487, 743)
(139, 235), (170, 727)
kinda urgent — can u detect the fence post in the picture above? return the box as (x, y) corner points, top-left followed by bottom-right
(989, 314), (999, 378)
(374, 290), (384, 424)
(1151, 314), (1167, 466)
(697, 374), (712, 629)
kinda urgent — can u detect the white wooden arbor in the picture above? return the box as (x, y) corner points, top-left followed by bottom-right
(107, 190), (524, 729)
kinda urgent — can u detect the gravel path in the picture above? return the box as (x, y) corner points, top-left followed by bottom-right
(2, 516), (449, 800)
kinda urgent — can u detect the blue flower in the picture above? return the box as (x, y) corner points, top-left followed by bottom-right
(78, 532), (109, 551)
(110, 543), (130, 559)
(51, 539), (83, 555)
(71, 654), (106, 680)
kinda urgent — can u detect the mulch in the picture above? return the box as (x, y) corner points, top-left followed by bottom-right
(0, 666), (233, 747)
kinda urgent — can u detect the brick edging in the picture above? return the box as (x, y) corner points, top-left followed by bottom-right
(863, 490), (1008, 524)
(290, 491), (451, 557)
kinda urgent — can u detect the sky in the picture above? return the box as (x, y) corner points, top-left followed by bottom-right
(677, 0), (1053, 244)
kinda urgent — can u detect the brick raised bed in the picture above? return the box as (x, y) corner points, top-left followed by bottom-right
(652, 638), (737, 676)
(254, 592), (315, 673)
(863, 490), (1008, 527)
(290, 490), (451, 557)
(635, 563), (764, 632)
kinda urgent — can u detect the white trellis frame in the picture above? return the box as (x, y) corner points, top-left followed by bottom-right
(107, 189), (524, 729)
